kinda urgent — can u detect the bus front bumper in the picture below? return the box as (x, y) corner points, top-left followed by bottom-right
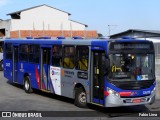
(104, 91), (156, 107)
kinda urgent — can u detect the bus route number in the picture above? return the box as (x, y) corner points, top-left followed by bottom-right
(6, 63), (10, 67)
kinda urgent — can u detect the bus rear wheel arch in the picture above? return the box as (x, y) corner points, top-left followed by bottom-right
(24, 76), (33, 93)
(74, 85), (87, 108)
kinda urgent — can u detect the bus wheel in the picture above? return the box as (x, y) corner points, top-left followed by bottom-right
(24, 76), (33, 93)
(0, 60), (3, 71)
(74, 88), (87, 108)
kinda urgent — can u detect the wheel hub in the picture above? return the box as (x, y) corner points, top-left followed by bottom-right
(25, 81), (29, 90)
(79, 92), (86, 103)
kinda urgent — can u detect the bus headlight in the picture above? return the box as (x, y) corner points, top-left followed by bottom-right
(107, 87), (120, 97)
(151, 87), (156, 94)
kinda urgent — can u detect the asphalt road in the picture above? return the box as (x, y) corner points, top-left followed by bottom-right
(0, 71), (160, 120)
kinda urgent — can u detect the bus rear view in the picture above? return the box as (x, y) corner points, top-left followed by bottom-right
(104, 40), (156, 107)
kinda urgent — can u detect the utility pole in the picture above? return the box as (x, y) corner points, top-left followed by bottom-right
(108, 25), (118, 37)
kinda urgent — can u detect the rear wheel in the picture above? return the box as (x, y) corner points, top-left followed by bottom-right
(74, 88), (87, 108)
(24, 76), (33, 93)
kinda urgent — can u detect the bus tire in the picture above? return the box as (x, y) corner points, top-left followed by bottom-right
(24, 76), (33, 93)
(74, 88), (87, 108)
(0, 60), (3, 71)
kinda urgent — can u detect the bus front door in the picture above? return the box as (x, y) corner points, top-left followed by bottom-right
(13, 46), (18, 83)
(92, 51), (105, 105)
(40, 48), (51, 91)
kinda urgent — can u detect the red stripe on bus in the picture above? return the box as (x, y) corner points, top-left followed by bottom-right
(35, 67), (40, 88)
(104, 91), (109, 96)
(119, 92), (132, 96)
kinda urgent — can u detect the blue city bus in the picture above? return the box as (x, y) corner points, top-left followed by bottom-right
(3, 37), (156, 108)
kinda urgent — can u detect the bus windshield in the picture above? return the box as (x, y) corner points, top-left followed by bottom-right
(108, 53), (155, 81)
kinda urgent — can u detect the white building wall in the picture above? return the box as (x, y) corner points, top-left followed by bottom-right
(10, 5), (85, 31)
(10, 19), (21, 30)
(62, 20), (85, 30)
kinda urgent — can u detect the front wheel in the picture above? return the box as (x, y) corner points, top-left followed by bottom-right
(24, 76), (33, 93)
(74, 88), (87, 108)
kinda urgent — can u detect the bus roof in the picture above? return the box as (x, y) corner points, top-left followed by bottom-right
(4, 38), (153, 45)
(4, 38), (106, 45)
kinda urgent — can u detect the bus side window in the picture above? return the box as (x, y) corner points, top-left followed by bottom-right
(63, 46), (75, 69)
(5, 43), (12, 60)
(52, 46), (62, 67)
(29, 45), (40, 63)
(19, 44), (28, 62)
(76, 46), (89, 71)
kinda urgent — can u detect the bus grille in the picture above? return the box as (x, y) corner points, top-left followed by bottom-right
(110, 80), (155, 90)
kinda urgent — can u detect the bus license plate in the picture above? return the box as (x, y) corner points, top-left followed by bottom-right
(132, 99), (141, 103)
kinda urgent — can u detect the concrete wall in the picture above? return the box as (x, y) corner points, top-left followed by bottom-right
(0, 20), (11, 38)
(11, 5), (85, 31)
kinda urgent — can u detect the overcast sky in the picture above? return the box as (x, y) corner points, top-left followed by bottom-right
(0, 0), (159, 36)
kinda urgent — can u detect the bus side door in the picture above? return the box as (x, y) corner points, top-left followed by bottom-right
(40, 48), (51, 91)
(91, 50), (105, 105)
(13, 46), (18, 83)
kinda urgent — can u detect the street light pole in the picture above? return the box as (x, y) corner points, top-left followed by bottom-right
(108, 25), (111, 37)
(108, 25), (118, 37)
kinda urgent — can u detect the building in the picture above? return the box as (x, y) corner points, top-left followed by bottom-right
(0, 19), (10, 38)
(0, 4), (97, 38)
(110, 29), (160, 42)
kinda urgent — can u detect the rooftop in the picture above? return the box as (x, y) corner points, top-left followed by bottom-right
(69, 19), (88, 27)
(110, 29), (160, 39)
(7, 4), (71, 16)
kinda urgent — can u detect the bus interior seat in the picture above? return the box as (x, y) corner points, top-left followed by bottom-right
(63, 57), (74, 68)
(78, 59), (88, 70)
